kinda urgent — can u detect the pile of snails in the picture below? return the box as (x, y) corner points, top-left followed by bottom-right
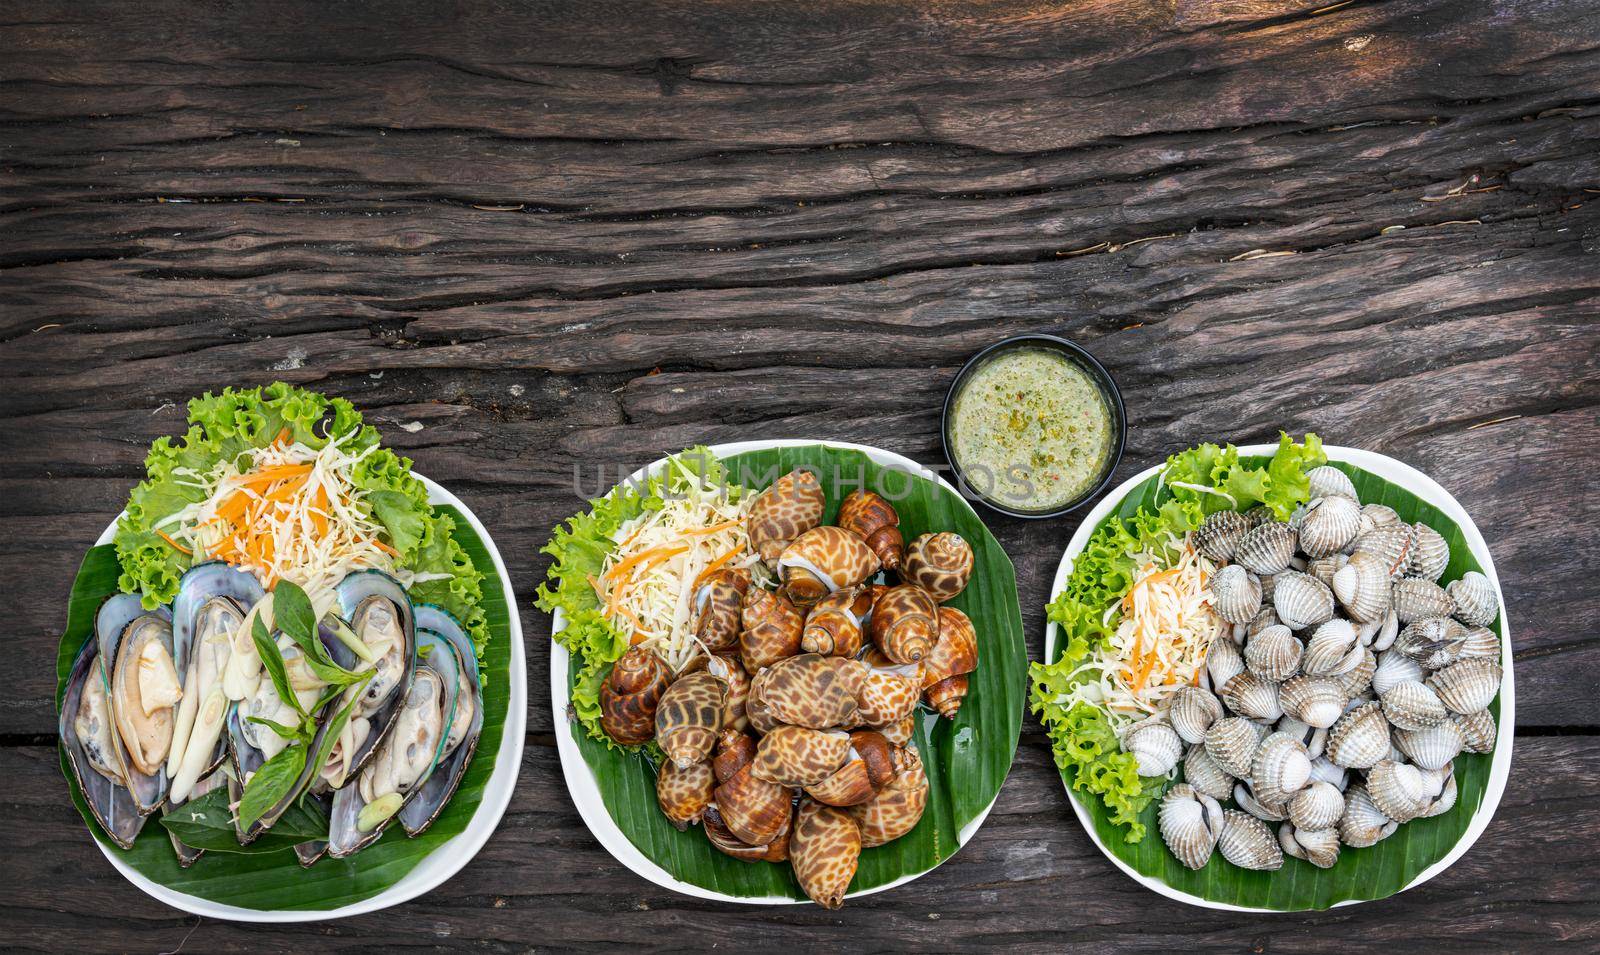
(1136, 465), (1503, 873)
(597, 469), (981, 907)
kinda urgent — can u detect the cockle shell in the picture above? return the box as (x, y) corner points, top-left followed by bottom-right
(778, 526), (881, 608)
(1251, 731), (1312, 807)
(1234, 522), (1298, 576)
(1243, 505), (1276, 527)
(800, 586), (873, 658)
(1207, 635), (1247, 690)
(1208, 565), (1262, 626)
(1358, 503), (1400, 535)
(1447, 571), (1499, 627)
(1307, 554), (1349, 589)
(1367, 759), (1429, 823)
(1272, 572), (1335, 630)
(656, 758), (714, 830)
(759, 654), (860, 729)
(599, 646), (671, 746)
(1195, 510), (1251, 564)
(867, 585), (939, 665)
(922, 606), (980, 719)
(1205, 716), (1263, 778)
(1372, 649), (1425, 697)
(1326, 701), (1391, 769)
(1124, 715), (1184, 777)
(1308, 756), (1348, 791)
(837, 489), (904, 571)
(1339, 784), (1397, 847)
(1391, 577), (1455, 624)
(1427, 658), (1501, 715)
(1336, 647), (1377, 698)
(1394, 720), (1464, 771)
(1395, 616), (1467, 670)
(1221, 671), (1283, 722)
(790, 798), (861, 910)
(1408, 523), (1451, 581)
(1455, 708), (1497, 754)
(1421, 765), (1458, 818)
(847, 745), (927, 847)
(1458, 625), (1500, 662)
(901, 532), (974, 603)
(1353, 524), (1415, 581)
(1301, 619), (1361, 677)
(1182, 744), (1235, 800)
(1217, 809), (1284, 870)
(1235, 781), (1287, 822)
(1246, 607), (1281, 639)
(1331, 551), (1391, 623)
(1168, 685), (1224, 745)
(1307, 465), (1358, 502)
(1245, 625), (1302, 682)
(752, 725), (851, 787)
(693, 568), (751, 653)
(747, 469), (825, 566)
(739, 589), (804, 673)
(655, 671), (726, 768)
(1275, 714), (1326, 760)
(1280, 822), (1340, 869)
(1288, 780), (1345, 831)
(1380, 680), (1448, 731)
(1279, 675), (1347, 729)
(1159, 784), (1224, 870)
(1299, 496), (1362, 559)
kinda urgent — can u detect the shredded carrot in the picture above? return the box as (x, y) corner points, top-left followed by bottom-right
(369, 537), (401, 558)
(273, 427), (291, 447)
(157, 529), (192, 555)
(692, 546), (743, 588)
(1130, 647), (1159, 692)
(604, 544), (688, 585)
(230, 463), (313, 487)
(679, 520), (741, 538)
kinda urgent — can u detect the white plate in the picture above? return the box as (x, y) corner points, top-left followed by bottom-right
(551, 439), (1002, 904)
(1044, 444), (1514, 911)
(86, 473), (527, 922)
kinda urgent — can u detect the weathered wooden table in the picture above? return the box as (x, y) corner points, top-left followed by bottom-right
(4, 0), (1597, 950)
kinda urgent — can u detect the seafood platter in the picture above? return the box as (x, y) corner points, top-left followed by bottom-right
(55, 384), (523, 919)
(1033, 435), (1512, 910)
(540, 441), (1026, 907)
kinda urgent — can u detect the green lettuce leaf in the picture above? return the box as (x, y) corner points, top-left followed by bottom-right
(1161, 431), (1326, 519)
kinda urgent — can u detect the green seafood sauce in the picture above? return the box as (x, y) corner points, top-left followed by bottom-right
(949, 347), (1114, 511)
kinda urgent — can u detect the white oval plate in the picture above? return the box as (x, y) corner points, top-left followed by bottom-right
(85, 473), (526, 922)
(1044, 444), (1514, 911)
(551, 439), (1001, 904)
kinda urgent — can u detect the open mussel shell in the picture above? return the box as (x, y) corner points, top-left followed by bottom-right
(60, 627), (147, 850)
(96, 595), (176, 816)
(168, 562), (264, 802)
(328, 630), (460, 858)
(164, 769), (227, 867)
(399, 606), (484, 838)
(294, 789), (332, 867)
(326, 570), (419, 786)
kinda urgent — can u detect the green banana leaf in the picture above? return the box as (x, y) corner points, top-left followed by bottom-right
(55, 504), (511, 912)
(569, 444), (1027, 899)
(1050, 457), (1504, 910)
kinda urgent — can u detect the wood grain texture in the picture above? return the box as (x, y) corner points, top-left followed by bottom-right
(2, 0), (1598, 948)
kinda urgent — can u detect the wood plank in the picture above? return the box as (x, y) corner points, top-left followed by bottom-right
(2, 736), (1595, 950)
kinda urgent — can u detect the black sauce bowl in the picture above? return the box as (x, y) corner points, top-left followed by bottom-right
(940, 334), (1127, 520)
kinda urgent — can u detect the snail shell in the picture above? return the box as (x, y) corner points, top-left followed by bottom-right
(753, 725), (852, 788)
(692, 568), (750, 653)
(712, 761), (793, 848)
(704, 798), (791, 863)
(837, 490), (904, 571)
(854, 662), (921, 727)
(800, 586), (873, 657)
(747, 469), (825, 567)
(790, 798), (862, 910)
(846, 744), (927, 847)
(803, 730), (895, 807)
(867, 584), (939, 665)
(778, 526), (881, 609)
(655, 671), (727, 768)
(901, 532), (974, 603)
(758, 654), (860, 730)
(656, 758), (714, 830)
(922, 606), (979, 719)
(599, 646), (671, 746)
(739, 589), (804, 673)
(705, 652), (751, 734)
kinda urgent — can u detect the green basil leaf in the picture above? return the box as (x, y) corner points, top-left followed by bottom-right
(273, 580), (317, 644)
(299, 652), (365, 688)
(236, 742), (308, 833)
(252, 622), (306, 718)
(246, 715), (305, 741)
(160, 788), (325, 853)
(306, 683), (368, 789)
